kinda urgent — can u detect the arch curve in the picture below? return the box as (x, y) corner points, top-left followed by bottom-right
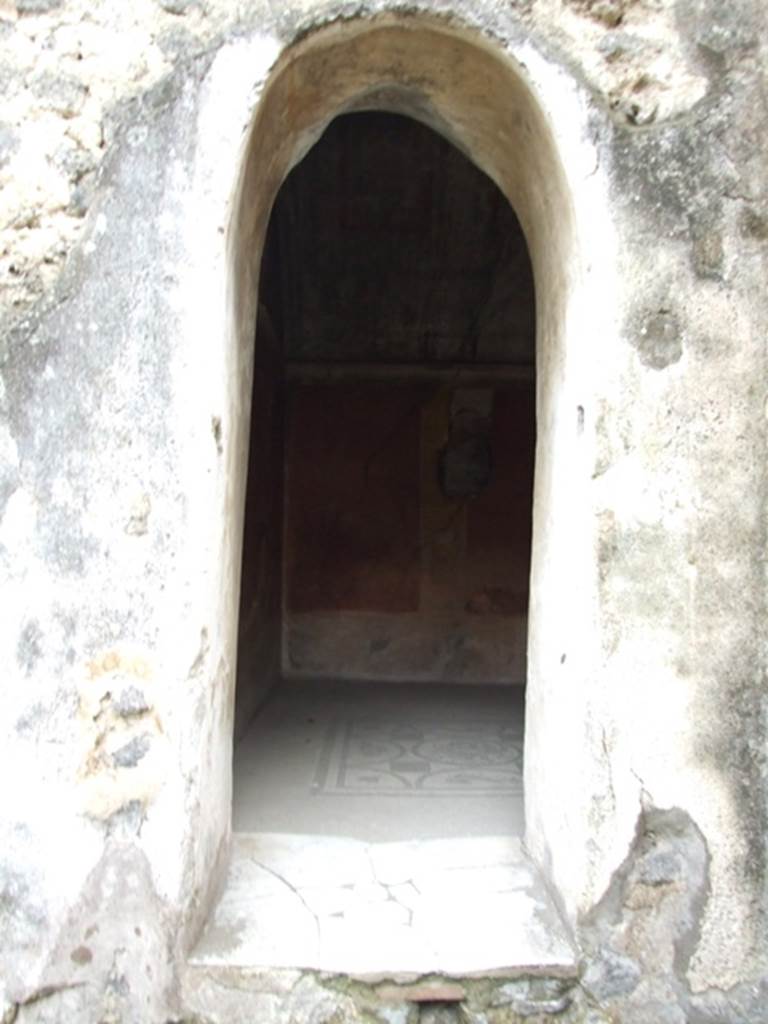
(207, 12), (614, 937)
(231, 17), (576, 377)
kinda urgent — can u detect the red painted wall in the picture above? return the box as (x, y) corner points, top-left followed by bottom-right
(283, 377), (535, 683)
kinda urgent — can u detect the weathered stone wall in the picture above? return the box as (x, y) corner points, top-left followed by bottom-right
(1, 1), (767, 1022)
(0, 0), (749, 337)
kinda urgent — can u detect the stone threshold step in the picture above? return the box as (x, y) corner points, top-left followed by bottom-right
(188, 832), (578, 977)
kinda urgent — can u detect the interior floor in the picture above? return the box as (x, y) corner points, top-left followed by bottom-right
(232, 680), (525, 841)
(191, 681), (576, 975)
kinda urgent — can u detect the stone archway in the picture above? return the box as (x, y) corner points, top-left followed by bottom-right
(186, 13), (615, 969)
(215, 107), (543, 972)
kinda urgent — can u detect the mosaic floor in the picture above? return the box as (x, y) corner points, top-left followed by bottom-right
(193, 682), (576, 974)
(232, 680), (525, 840)
(313, 710), (523, 797)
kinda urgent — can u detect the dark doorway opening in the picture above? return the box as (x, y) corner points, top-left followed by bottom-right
(232, 111), (536, 840)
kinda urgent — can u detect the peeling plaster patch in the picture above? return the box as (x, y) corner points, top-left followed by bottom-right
(77, 649), (168, 819)
(86, 650), (151, 683)
(580, 806), (710, 1018)
(631, 309), (682, 370)
(541, 0), (709, 125)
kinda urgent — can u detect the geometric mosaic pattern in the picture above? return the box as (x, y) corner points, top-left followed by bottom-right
(313, 713), (523, 796)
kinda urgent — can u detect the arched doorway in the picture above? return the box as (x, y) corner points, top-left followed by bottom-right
(232, 108), (535, 842)
(188, 14), (599, 977)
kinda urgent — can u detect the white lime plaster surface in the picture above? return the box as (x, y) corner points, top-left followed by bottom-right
(191, 832), (577, 976)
